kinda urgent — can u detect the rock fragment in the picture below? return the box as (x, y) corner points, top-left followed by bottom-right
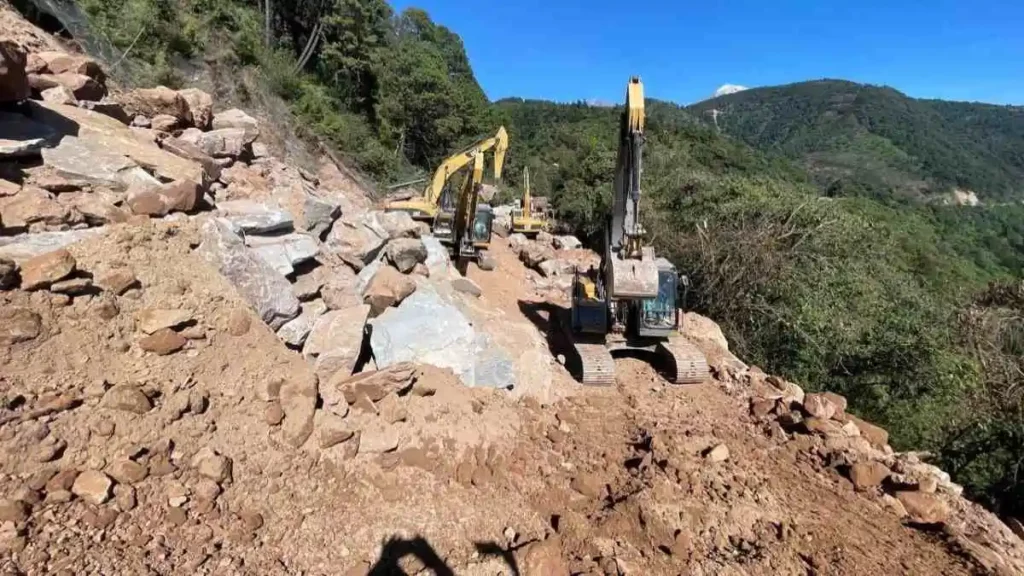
(101, 385), (152, 414)
(19, 248), (75, 290)
(71, 470), (112, 505)
(139, 328), (188, 355)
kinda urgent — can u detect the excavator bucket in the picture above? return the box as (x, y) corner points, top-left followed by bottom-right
(608, 257), (659, 299)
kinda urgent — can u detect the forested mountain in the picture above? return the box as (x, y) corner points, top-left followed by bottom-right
(687, 80), (1024, 202)
(71, 0), (1024, 517)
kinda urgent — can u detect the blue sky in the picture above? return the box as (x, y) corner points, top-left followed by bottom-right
(390, 0), (1024, 105)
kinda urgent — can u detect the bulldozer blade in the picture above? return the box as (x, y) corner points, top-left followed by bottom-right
(609, 257), (659, 299)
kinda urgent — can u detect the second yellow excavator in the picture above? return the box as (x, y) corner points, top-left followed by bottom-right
(510, 166), (553, 237)
(384, 127), (508, 228)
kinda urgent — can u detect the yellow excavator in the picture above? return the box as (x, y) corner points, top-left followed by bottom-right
(510, 166), (553, 237)
(384, 127), (508, 230)
(559, 77), (709, 386)
(437, 147), (503, 271)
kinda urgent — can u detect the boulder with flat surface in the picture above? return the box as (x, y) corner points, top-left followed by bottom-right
(385, 238), (428, 273)
(19, 248), (75, 290)
(215, 200), (294, 234)
(178, 88), (213, 129)
(325, 214), (388, 270)
(302, 304), (370, 381)
(363, 265), (416, 315)
(245, 233), (319, 276)
(196, 219), (300, 330)
(121, 86), (191, 124)
(29, 73), (105, 101)
(212, 108), (259, 139)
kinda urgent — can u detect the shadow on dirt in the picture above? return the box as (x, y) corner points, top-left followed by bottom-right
(473, 540), (523, 575)
(367, 536), (454, 575)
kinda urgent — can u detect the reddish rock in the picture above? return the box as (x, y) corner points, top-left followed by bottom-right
(71, 470), (112, 505)
(896, 491), (950, 525)
(517, 539), (569, 576)
(570, 474), (604, 498)
(0, 307), (41, 344)
(28, 73), (104, 101)
(28, 51), (105, 81)
(802, 393), (838, 420)
(363, 265), (416, 316)
(95, 269), (139, 295)
(0, 41), (30, 103)
(122, 86), (191, 124)
(847, 461), (890, 491)
(139, 328), (187, 355)
(178, 88), (213, 130)
(101, 385), (152, 414)
(847, 415), (889, 448)
(20, 248), (76, 290)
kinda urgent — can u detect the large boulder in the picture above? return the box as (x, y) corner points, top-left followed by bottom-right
(0, 41), (30, 103)
(125, 180), (201, 216)
(368, 210), (420, 239)
(196, 219), (300, 330)
(370, 283), (515, 388)
(244, 233), (319, 276)
(303, 304), (370, 380)
(0, 112), (60, 158)
(215, 200), (294, 234)
(385, 238), (428, 273)
(212, 109), (259, 140)
(121, 87), (191, 124)
(160, 137), (221, 182)
(325, 214), (388, 270)
(77, 100), (130, 124)
(191, 128), (254, 159)
(28, 73), (104, 101)
(178, 88), (213, 130)
(520, 242), (554, 268)
(363, 265), (416, 315)
(553, 235), (582, 250)
(19, 248), (75, 290)
(0, 186), (78, 229)
(31, 101), (205, 186)
(0, 228), (106, 263)
(27, 51), (105, 82)
(41, 136), (156, 190)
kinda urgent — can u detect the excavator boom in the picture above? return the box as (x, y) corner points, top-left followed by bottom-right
(385, 126), (508, 220)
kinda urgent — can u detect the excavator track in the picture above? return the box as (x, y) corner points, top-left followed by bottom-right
(575, 343), (616, 386)
(657, 338), (709, 385)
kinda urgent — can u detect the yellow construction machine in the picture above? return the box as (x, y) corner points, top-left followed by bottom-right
(510, 166), (554, 236)
(558, 77), (709, 386)
(384, 127), (508, 230)
(437, 147), (504, 271)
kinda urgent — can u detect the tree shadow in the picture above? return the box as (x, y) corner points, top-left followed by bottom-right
(367, 535), (455, 576)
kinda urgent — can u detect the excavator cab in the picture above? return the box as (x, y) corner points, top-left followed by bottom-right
(632, 259), (679, 338)
(470, 204), (495, 247)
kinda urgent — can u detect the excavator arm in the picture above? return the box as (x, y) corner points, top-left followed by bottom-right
(522, 166), (531, 215)
(604, 77), (660, 299)
(385, 126), (508, 220)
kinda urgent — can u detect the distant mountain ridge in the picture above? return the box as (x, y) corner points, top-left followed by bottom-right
(687, 79), (1024, 201)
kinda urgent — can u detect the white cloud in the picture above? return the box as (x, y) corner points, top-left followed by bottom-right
(713, 84), (748, 97)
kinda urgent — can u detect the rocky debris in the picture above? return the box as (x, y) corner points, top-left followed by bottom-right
(71, 470), (112, 505)
(77, 99), (130, 124)
(106, 460), (148, 485)
(302, 304), (370, 380)
(212, 108), (259, 139)
(451, 276), (482, 297)
(705, 443), (731, 462)
(364, 265), (417, 316)
(321, 267), (363, 310)
(39, 136), (152, 191)
(192, 447), (233, 483)
(292, 270), (325, 301)
(27, 51), (105, 81)
(126, 179), (201, 216)
(537, 259), (575, 278)
(121, 87), (191, 125)
(40, 84), (76, 105)
(245, 233), (319, 276)
(333, 363), (416, 403)
(385, 238), (428, 273)
(95, 269), (139, 295)
(277, 299), (327, 347)
(0, 499), (30, 523)
(279, 373), (319, 448)
(196, 219), (300, 330)
(28, 72), (104, 101)
(101, 385), (152, 414)
(517, 539), (569, 576)
(896, 491), (950, 525)
(325, 214), (388, 270)
(150, 114), (179, 132)
(570, 474), (604, 498)
(0, 186), (77, 230)
(848, 415), (889, 448)
(0, 307), (41, 344)
(178, 88), (213, 130)
(357, 424), (400, 454)
(848, 461), (891, 491)
(802, 393), (838, 420)
(139, 328), (188, 355)
(190, 128), (255, 158)
(19, 248), (75, 290)
(298, 190), (341, 239)
(216, 200), (294, 235)
(519, 242), (554, 269)
(160, 137), (221, 182)
(552, 235), (582, 250)
(49, 276), (92, 294)
(0, 112), (60, 157)
(0, 41), (30, 103)
(0, 257), (17, 289)
(508, 233), (528, 252)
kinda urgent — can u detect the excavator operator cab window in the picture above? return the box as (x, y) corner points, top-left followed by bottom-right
(471, 207), (494, 243)
(641, 270), (677, 329)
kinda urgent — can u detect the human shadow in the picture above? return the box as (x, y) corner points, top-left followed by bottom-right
(367, 535), (455, 576)
(473, 540), (523, 576)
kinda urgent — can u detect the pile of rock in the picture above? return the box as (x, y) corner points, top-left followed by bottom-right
(506, 231), (593, 298)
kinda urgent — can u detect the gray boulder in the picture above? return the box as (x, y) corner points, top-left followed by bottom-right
(277, 299), (327, 347)
(302, 191), (341, 238)
(196, 219), (300, 329)
(508, 233), (528, 253)
(215, 200), (294, 235)
(245, 233), (319, 276)
(212, 108), (260, 139)
(368, 210), (420, 239)
(325, 213), (387, 270)
(369, 282), (514, 389)
(553, 235), (582, 250)
(385, 238), (428, 273)
(193, 128), (254, 158)
(0, 228), (106, 263)
(421, 235), (453, 278)
(41, 136), (158, 190)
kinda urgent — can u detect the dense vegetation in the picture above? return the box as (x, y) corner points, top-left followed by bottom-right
(67, 0), (1024, 516)
(687, 80), (1024, 202)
